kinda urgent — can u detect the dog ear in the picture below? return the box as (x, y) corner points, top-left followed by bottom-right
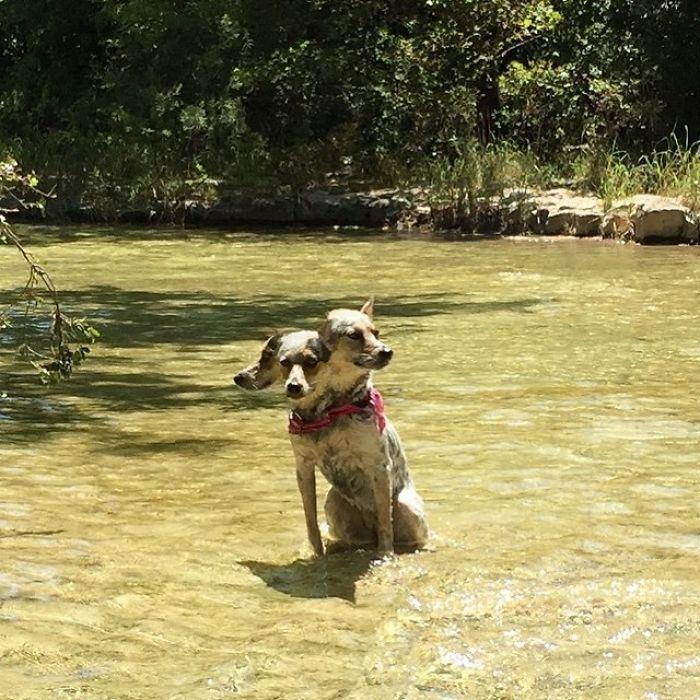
(359, 297), (374, 319)
(318, 338), (331, 362)
(309, 335), (331, 362)
(261, 334), (281, 356)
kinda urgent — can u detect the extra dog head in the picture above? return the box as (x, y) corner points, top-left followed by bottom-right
(233, 333), (283, 391)
(319, 298), (393, 371)
(233, 330), (330, 399)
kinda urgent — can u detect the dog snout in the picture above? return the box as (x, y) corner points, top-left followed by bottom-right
(234, 371), (252, 388)
(378, 346), (393, 361)
(286, 381), (303, 396)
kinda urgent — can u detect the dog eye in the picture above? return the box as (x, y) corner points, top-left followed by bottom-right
(280, 357), (292, 369)
(373, 329), (380, 338)
(347, 330), (362, 340)
(304, 358), (318, 368)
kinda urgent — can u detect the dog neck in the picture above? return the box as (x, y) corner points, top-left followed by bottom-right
(289, 367), (372, 421)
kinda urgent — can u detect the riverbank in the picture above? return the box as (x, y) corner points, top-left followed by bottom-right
(3, 186), (699, 245)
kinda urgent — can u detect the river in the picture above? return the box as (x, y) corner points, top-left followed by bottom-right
(1, 227), (699, 698)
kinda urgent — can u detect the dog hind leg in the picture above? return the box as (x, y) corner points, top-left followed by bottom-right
(392, 485), (429, 551)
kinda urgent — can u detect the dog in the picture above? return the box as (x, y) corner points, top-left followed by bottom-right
(233, 301), (428, 556)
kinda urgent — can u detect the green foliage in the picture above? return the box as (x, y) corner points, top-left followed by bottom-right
(0, 0), (698, 204)
(20, 316), (100, 385)
(1, 158), (99, 382)
(571, 137), (700, 211)
(497, 0), (662, 158)
(418, 140), (557, 230)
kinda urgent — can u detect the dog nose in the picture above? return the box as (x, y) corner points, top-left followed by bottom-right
(286, 382), (303, 396)
(378, 347), (393, 361)
(233, 372), (246, 387)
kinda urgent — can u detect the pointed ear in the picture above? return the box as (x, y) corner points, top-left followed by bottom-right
(359, 297), (374, 319)
(261, 334), (281, 356)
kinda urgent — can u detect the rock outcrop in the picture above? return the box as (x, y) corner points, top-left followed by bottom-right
(504, 189), (698, 243)
(5, 183), (699, 244)
(602, 195), (699, 244)
(197, 188), (412, 227)
(505, 188), (604, 237)
(295, 189), (410, 226)
(204, 192), (295, 225)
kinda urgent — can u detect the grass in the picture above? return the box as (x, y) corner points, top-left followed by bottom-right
(573, 136), (700, 211)
(411, 142), (560, 230)
(405, 136), (700, 230)
(9, 134), (700, 230)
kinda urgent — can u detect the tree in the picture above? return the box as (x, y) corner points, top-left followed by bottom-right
(0, 0), (697, 199)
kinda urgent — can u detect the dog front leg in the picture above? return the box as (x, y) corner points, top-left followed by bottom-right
(295, 456), (324, 558)
(373, 464), (394, 555)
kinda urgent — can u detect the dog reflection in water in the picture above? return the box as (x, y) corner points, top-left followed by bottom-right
(234, 299), (428, 557)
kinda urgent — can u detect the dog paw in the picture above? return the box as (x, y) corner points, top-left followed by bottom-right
(376, 537), (394, 557)
(325, 540), (352, 555)
(371, 552), (396, 566)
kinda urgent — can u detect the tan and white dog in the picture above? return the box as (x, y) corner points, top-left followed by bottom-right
(233, 301), (428, 556)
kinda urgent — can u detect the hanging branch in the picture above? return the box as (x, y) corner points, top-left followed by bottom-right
(1, 161), (99, 383)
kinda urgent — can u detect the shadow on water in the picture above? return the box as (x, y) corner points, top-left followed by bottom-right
(1, 289), (551, 442)
(0, 357), (288, 443)
(7, 224), (451, 245)
(9, 225), (372, 244)
(240, 551), (376, 603)
(0, 371), (103, 445)
(1, 287), (549, 349)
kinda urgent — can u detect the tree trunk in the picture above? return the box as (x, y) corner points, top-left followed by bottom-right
(476, 72), (500, 146)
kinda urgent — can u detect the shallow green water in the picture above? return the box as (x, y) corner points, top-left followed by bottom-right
(1, 227), (699, 699)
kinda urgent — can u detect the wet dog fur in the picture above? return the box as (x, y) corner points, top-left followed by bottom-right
(233, 302), (428, 556)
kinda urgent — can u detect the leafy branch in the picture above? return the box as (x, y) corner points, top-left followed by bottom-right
(1, 159), (99, 383)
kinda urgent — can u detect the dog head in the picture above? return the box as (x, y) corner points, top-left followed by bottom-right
(319, 298), (393, 371)
(233, 330), (330, 399)
(233, 333), (284, 391)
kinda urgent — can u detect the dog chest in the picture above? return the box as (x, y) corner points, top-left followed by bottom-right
(291, 419), (392, 507)
(318, 457), (374, 506)
(316, 424), (383, 506)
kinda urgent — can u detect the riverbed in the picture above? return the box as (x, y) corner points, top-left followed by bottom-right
(1, 227), (699, 698)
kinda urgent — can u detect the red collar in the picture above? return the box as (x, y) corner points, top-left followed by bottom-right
(288, 388), (386, 436)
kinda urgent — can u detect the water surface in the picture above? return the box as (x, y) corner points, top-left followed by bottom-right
(1, 228), (699, 698)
